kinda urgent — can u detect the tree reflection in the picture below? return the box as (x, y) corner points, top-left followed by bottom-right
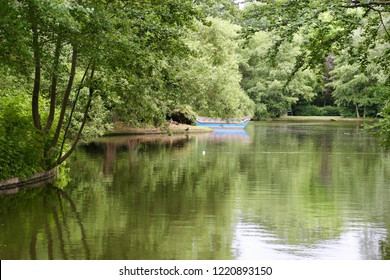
(68, 125), (390, 259)
(0, 185), (90, 259)
(380, 237), (390, 260)
(1, 123), (390, 260)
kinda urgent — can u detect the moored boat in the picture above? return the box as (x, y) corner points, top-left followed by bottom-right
(196, 116), (251, 128)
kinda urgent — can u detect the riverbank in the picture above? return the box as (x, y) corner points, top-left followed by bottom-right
(106, 117), (376, 136)
(0, 168), (57, 195)
(277, 116), (376, 122)
(106, 121), (212, 136)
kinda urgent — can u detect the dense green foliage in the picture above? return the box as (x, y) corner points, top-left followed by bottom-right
(241, 0), (389, 138)
(0, 0), (201, 179)
(168, 105), (198, 125)
(369, 101), (390, 146)
(240, 31), (319, 119)
(173, 17), (254, 118)
(293, 105), (341, 117)
(1, 0), (390, 181)
(0, 93), (43, 180)
(1, 69), (45, 180)
(329, 46), (389, 118)
(242, 0), (390, 71)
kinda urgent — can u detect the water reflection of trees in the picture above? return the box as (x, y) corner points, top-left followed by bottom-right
(380, 237), (390, 259)
(74, 126), (390, 259)
(241, 123), (390, 257)
(62, 134), (243, 259)
(2, 124), (389, 259)
(0, 185), (90, 259)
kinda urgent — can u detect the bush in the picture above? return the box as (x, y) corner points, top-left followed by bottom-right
(293, 105), (340, 116)
(252, 104), (271, 120)
(168, 105), (197, 125)
(293, 105), (322, 116)
(0, 94), (45, 181)
(339, 106), (356, 118)
(368, 101), (390, 147)
(320, 106), (340, 116)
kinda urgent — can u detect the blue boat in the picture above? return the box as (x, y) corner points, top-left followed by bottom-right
(196, 116), (251, 128)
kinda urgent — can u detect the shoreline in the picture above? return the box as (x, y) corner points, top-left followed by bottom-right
(105, 117), (376, 136)
(0, 168), (57, 195)
(105, 121), (212, 136)
(277, 116), (376, 122)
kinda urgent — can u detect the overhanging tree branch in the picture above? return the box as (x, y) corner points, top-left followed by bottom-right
(377, 10), (390, 39)
(44, 38), (63, 133)
(346, 1), (390, 8)
(56, 64), (95, 166)
(57, 63), (91, 160)
(50, 46), (78, 150)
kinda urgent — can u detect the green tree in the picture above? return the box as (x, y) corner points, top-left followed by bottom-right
(242, 0), (390, 71)
(240, 31), (319, 119)
(0, 0), (199, 179)
(194, 0), (242, 22)
(241, 0), (390, 141)
(173, 17), (254, 118)
(330, 42), (389, 118)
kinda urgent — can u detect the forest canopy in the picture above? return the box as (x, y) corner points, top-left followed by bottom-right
(241, 0), (389, 137)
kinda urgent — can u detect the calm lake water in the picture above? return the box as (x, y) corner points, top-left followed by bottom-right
(1, 121), (390, 260)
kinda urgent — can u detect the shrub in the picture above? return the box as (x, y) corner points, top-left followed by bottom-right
(168, 105), (197, 125)
(320, 106), (340, 116)
(293, 105), (341, 116)
(252, 104), (271, 120)
(293, 105), (322, 116)
(368, 101), (390, 147)
(339, 106), (356, 118)
(0, 94), (44, 180)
